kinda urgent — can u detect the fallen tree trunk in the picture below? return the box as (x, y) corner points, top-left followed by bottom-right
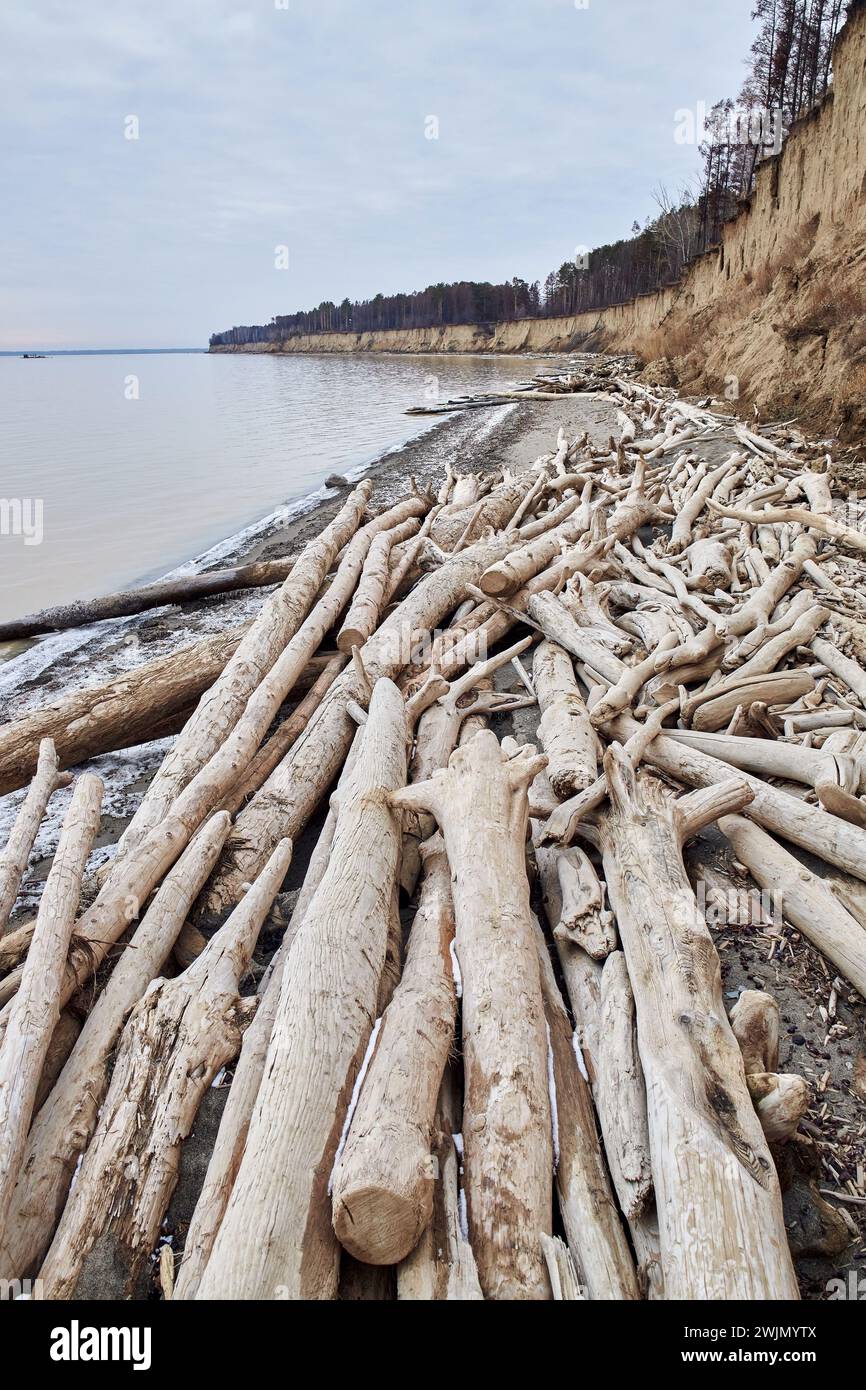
(392, 733), (553, 1300)
(595, 950), (653, 1223)
(0, 812), (231, 1282)
(194, 678), (407, 1300)
(534, 640), (600, 796)
(596, 745), (799, 1299)
(0, 554), (302, 644)
(337, 517), (420, 651)
(532, 917), (640, 1299)
(664, 728), (865, 792)
(0, 628), (247, 796)
(35, 838), (292, 1300)
(173, 789), (342, 1301)
(811, 637), (866, 708)
(198, 533), (513, 921)
(609, 714), (866, 883)
(331, 835), (456, 1264)
(0, 738), (71, 931)
(0, 773), (102, 1247)
(395, 1068), (484, 1301)
(216, 652), (348, 815)
(113, 479), (377, 864)
(718, 814), (866, 999)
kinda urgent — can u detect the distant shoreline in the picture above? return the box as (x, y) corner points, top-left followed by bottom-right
(0, 347), (207, 357)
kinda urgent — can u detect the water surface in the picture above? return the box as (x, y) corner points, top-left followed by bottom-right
(0, 350), (539, 622)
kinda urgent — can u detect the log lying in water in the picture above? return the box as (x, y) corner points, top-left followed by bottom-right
(0, 554), (303, 644)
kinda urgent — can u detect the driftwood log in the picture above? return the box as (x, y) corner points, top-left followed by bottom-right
(595, 745), (799, 1299)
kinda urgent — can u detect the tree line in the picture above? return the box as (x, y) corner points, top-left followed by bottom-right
(210, 1), (853, 348)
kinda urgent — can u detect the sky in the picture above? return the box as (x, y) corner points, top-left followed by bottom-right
(1, 0), (757, 349)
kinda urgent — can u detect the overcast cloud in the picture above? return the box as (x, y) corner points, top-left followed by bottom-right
(1, 0), (756, 348)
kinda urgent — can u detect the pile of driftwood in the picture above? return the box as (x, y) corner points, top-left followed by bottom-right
(0, 373), (865, 1301)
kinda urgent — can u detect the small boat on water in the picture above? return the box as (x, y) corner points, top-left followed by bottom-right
(21, 353), (47, 359)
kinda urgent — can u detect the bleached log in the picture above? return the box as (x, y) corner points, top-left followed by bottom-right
(794, 468), (833, 515)
(0, 773), (102, 1246)
(610, 712), (866, 883)
(709, 499), (866, 556)
(548, 846), (616, 958)
(723, 535), (815, 638)
(722, 589), (813, 669)
(690, 671), (815, 733)
(392, 733), (552, 1299)
(195, 679), (407, 1300)
(174, 778), (345, 1301)
(669, 453), (742, 553)
(608, 458), (662, 539)
(533, 832), (602, 1083)
(533, 918), (639, 1299)
(719, 814), (866, 998)
(590, 625), (720, 727)
(596, 951), (653, 1222)
(396, 1069), (484, 1301)
(217, 652), (348, 814)
(597, 747), (799, 1299)
(114, 479), (376, 863)
(450, 473), (481, 508)
(666, 727), (865, 793)
(533, 640), (600, 796)
(331, 836), (456, 1264)
(525, 592), (625, 683)
(0, 738), (71, 933)
(730, 991), (810, 1144)
(559, 572), (634, 655)
(337, 516), (420, 651)
(541, 700), (679, 846)
(0, 812), (231, 1282)
(684, 537), (733, 591)
(409, 637), (535, 895)
(0, 632), (331, 796)
(811, 637), (866, 708)
(36, 838), (292, 1300)
(430, 473), (538, 548)
(200, 534), (513, 920)
(477, 494), (590, 596)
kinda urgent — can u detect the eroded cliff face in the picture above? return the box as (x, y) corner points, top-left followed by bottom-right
(213, 6), (866, 438)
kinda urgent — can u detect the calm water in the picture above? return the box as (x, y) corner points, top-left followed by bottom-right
(0, 350), (535, 623)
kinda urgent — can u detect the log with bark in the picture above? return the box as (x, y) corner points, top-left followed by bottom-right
(0, 553), (302, 644)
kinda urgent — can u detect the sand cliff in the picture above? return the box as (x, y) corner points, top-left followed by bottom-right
(213, 4), (866, 438)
